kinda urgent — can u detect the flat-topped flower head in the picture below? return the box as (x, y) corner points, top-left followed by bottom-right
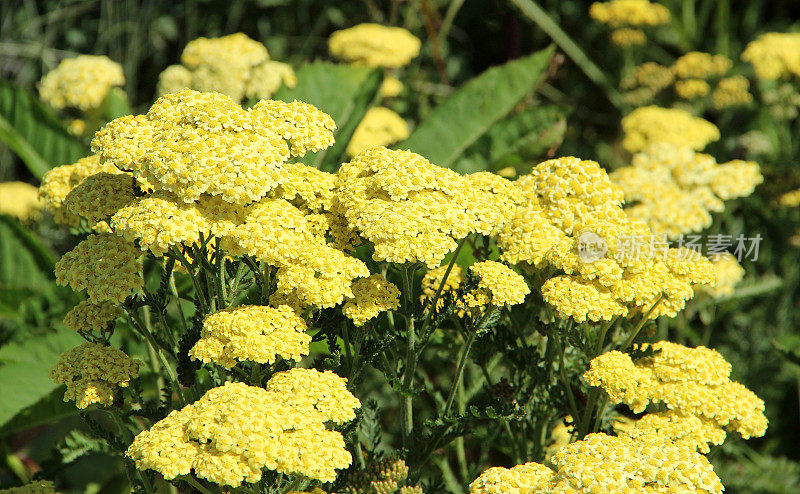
(61, 172), (137, 232)
(128, 372), (359, 486)
(346, 107), (410, 157)
(470, 261), (529, 307)
(584, 342), (768, 439)
(742, 32), (800, 80)
(329, 24), (421, 68)
(343, 274), (401, 326)
(589, 0), (670, 28)
(50, 343), (139, 408)
(189, 305), (311, 368)
(671, 52), (733, 79)
(39, 55), (124, 111)
(63, 300), (122, 340)
(55, 234), (143, 303)
(92, 90), (335, 205)
(621, 106), (720, 153)
(622, 412), (728, 453)
(0, 181), (42, 222)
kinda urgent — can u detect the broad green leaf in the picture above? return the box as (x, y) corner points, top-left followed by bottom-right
(0, 216), (54, 290)
(275, 62), (381, 170)
(101, 87), (133, 121)
(0, 328), (83, 430)
(399, 45), (555, 169)
(0, 387), (78, 436)
(0, 81), (87, 179)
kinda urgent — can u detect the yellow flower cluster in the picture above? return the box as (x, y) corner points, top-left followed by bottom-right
(621, 106), (720, 153)
(674, 78), (710, 99)
(741, 32), (800, 80)
(336, 147), (523, 267)
(93, 90), (335, 204)
(622, 412), (727, 453)
(0, 481), (59, 494)
(127, 370), (360, 486)
(0, 181), (42, 222)
(671, 52), (732, 80)
(611, 143), (763, 238)
(156, 33), (296, 101)
(345, 107), (410, 157)
(712, 75), (753, 109)
(698, 253), (744, 298)
(38, 55), (125, 111)
(470, 432), (722, 493)
(498, 157), (714, 321)
(55, 234), (143, 303)
(470, 261), (529, 306)
(343, 274), (401, 326)
(584, 341), (768, 439)
(61, 172), (137, 232)
(63, 299), (122, 338)
(780, 188), (800, 207)
(589, 0), (670, 27)
(39, 154), (122, 226)
(338, 457), (424, 494)
(610, 27), (646, 47)
(50, 342), (139, 408)
(329, 23), (421, 68)
(421, 265), (465, 303)
(189, 305), (311, 368)
(380, 76), (404, 98)
(632, 62), (674, 91)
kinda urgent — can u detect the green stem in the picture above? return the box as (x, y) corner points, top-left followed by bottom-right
(508, 0), (625, 109)
(400, 264), (418, 446)
(621, 295), (663, 351)
(594, 317), (618, 357)
(442, 331), (477, 417)
(179, 476), (214, 494)
(421, 235), (468, 324)
(554, 327), (580, 424)
(129, 308), (186, 405)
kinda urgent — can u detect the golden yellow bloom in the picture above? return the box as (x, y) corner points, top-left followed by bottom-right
(128, 372), (359, 486)
(68, 118), (86, 136)
(39, 55), (124, 111)
(0, 181), (42, 222)
(274, 162), (337, 213)
(469, 462), (555, 494)
(622, 412), (727, 453)
(345, 107), (410, 157)
(612, 143), (763, 238)
(621, 105), (720, 153)
(93, 90), (335, 204)
(39, 155), (122, 226)
(156, 64), (193, 96)
(380, 75), (404, 98)
(246, 61), (298, 100)
(610, 27), (646, 46)
(63, 299), (122, 338)
(189, 305), (310, 368)
(343, 274), (401, 326)
(329, 23), (421, 68)
(780, 188), (800, 207)
(50, 343), (138, 408)
(584, 342), (768, 439)
(671, 52), (732, 79)
(0, 480), (59, 493)
(542, 276), (629, 322)
(698, 253), (744, 298)
(470, 261), (529, 306)
(61, 172), (137, 232)
(589, 0), (670, 27)
(712, 75), (753, 109)
(742, 32), (800, 80)
(675, 78), (711, 99)
(55, 234), (143, 303)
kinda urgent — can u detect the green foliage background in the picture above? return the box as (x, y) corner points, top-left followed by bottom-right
(1, 1), (799, 493)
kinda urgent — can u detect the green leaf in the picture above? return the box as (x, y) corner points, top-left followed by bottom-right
(101, 87), (133, 121)
(0, 81), (87, 179)
(275, 62), (381, 170)
(399, 45), (555, 169)
(0, 216), (54, 290)
(0, 387), (79, 436)
(0, 328), (83, 431)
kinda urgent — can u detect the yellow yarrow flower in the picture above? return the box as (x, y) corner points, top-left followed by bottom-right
(128, 372), (359, 486)
(584, 342), (768, 439)
(63, 299), (122, 340)
(61, 172), (137, 232)
(345, 107), (410, 157)
(343, 274), (401, 326)
(245, 60), (298, 100)
(0, 181), (43, 222)
(698, 253), (745, 298)
(610, 27), (646, 46)
(779, 188), (800, 207)
(589, 0), (670, 28)
(329, 23), (421, 68)
(675, 78), (711, 99)
(621, 105), (720, 153)
(50, 343), (139, 408)
(712, 75), (753, 109)
(189, 305), (310, 368)
(671, 51), (732, 79)
(470, 261), (529, 306)
(742, 32), (800, 80)
(621, 411), (728, 453)
(379, 75), (404, 98)
(38, 55), (124, 111)
(469, 462), (555, 494)
(55, 234), (143, 303)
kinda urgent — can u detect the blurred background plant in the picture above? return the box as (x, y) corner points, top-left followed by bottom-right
(1, 0), (800, 492)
